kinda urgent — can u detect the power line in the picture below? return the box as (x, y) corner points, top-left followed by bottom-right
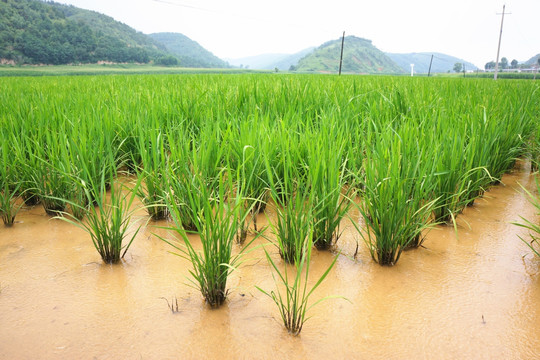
(152, 0), (217, 13)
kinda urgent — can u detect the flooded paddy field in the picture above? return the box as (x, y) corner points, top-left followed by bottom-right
(1, 163), (539, 360)
(1, 74), (539, 359)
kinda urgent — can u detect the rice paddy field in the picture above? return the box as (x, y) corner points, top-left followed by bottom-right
(0, 74), (539, 359)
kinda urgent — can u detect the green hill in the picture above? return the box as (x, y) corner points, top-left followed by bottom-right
(149, 33), (228, 68)
(0, 0), (167, 64)
(295, 36), (403, 74)
(386, 52), (478, 73)
(525, 54), (540, 65)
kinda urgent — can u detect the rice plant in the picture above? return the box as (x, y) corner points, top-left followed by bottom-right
(116, 121), (141, 174)
(0, 182), (20, 227)
(513, 177), (540, 257)
(193, 122), (225, 191)
(69, 181), (90, 220)
(0, 130), (20, 226)
(529, 125), (540, 172)
(31, 132), (73, 216)
(66, 121), (119, 206)
(256, 233), (340, 335)
(0, 159), (21, 226)
(11, 135), (41, 206)
(50, 122), (144, 263)
(229, 143), (267, 243)
(224, 119), (271, 239)
(460, 113), (496, 207)
(353, 123), (439, 265)
(163, 164), (254, 307)
(59, 166), (143, 264)
(133, 127), (169, 220)
(65, 127), (118, 219)
(429, 126), (473, 224)
(166, 130), (199, 232)
(305, 123), (353, 250)
(264, 134), (314, 264)
(481, 98), (532, 182)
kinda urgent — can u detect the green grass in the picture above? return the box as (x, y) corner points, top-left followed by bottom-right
(0, 64), (269, 77)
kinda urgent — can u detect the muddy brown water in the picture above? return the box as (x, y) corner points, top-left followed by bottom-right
(1, 164), (539, 360)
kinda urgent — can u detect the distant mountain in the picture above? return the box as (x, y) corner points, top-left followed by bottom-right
(0, 0), (168, 64)
(226, 54), (288, 70)
(386, 52), (478, 73)
(295, 36), (403, 74)
(149, 33), (228, 68)
(227, 47), (315, 70)
(272, 48), (315, 71)
(525, 54), (540, 65)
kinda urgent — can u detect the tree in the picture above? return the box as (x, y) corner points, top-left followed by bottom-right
(511, 59), (518, 69)
(155, 55), (178, 66)
(501, 57), (508, 69)
(453, 62), (462, 73)
(485, 61), (496, 70)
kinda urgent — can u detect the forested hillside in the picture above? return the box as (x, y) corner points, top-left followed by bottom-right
(525, 53), (540, 65)
(0, 0), (167, 64)
(295, 36), (402, 74)
(149, 32), (228, 68)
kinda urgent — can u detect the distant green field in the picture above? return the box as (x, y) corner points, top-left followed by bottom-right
(0, 64), (268, 77)
(2, 64), (537, 79)
(434, 71), (539, 79)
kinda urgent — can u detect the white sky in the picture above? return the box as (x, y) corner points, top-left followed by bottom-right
(55, 0), (540, 68)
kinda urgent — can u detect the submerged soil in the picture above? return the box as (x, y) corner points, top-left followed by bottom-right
(1, 163), (539, 359)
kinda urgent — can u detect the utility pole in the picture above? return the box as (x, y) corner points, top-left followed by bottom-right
(427, 54), (434, 77)
(494, 5), (511, 80)
(338, 31), (345, 75)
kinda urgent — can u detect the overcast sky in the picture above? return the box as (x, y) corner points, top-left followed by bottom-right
(56, 0), (539, 68)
